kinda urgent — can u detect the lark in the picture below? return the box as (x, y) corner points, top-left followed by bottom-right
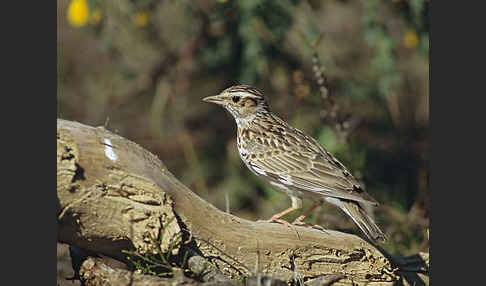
(203, 85), (386, 243)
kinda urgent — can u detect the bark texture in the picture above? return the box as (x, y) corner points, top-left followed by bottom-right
(57, 119), (428, 285)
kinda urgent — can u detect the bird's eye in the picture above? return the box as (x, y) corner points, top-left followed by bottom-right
(232, 96), (240, 103)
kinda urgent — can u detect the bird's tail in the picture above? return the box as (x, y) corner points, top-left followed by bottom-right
(339, 200), (386, 243)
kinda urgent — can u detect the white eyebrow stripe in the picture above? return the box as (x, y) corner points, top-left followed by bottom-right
(103, 138), (118, 162)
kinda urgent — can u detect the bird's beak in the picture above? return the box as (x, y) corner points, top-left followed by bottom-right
(202, 94), (225, 105)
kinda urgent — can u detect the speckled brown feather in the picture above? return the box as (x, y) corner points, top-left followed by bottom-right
(203, 85), (386, 243)
(238, 112), (379, 205)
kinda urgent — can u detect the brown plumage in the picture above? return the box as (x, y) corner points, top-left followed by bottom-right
(203, 85), (386, 243)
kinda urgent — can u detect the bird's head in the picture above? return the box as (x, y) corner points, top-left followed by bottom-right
(203, 85), (270, 125)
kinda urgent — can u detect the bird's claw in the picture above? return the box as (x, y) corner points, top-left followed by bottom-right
(256, 218), (301, 240)
(292, 219), (329, 233)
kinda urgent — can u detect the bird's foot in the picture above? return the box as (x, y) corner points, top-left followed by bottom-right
(292, 219), (329, 234)
(256, 217), (301, 240)
(256, 215), (287, 224)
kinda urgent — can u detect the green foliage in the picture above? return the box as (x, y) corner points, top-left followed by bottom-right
(362, 0), (401, 98)
(198, 0), (298, 85)
(122, 249), (175, 277)
(122, 218), (193, 279)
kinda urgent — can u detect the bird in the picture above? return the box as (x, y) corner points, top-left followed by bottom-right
(203, 84), (386, 243)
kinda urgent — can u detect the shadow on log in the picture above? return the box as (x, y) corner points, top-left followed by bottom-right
(57, 119), (429, 286)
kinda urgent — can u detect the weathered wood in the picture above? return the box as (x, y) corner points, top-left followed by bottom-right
(80, 257), (199, 286)
(79, 257), (288, 286)
(57, 119), (428, 285)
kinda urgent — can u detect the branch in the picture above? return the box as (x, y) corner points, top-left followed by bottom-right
(57, 119), (428, 285)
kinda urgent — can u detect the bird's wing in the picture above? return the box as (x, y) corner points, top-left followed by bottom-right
(246, 125), (378, 206)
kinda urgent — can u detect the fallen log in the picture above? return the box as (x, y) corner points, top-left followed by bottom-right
(57, 119), (428, 285)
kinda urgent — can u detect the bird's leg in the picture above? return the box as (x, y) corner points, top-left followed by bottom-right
(257, 196), (302, 240)
(292, 200), (327, 231)
(265, 206), (299, 222)
(256, 197), (303, 240)
(292, 200), (322, 224)
(258, 196), (302, 223)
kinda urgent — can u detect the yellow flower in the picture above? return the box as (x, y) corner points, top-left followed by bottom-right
(133, 11), (148, 28)
(67, 0), (89, 28)
(90, 9), (102, 25)
(403, 30), (419, 49)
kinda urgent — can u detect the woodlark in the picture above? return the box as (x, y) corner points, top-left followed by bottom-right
(203, 85), (386, 243)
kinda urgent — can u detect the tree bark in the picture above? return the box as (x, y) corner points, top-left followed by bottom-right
(57, 119), (428, 286)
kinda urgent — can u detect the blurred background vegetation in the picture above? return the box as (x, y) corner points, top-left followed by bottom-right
(58, 0), (428, 264)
